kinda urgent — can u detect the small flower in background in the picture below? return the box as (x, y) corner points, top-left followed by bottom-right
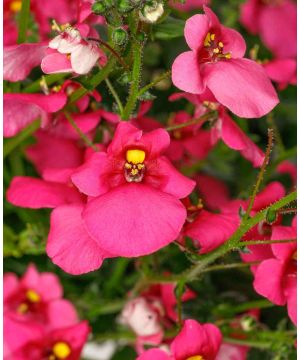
(172, 6), (279, 118)
(253, 218), (297, 325)
(41, 24), (107, 75)
(240, 0), (296, 59)
(137, 319), (222, 359)
(4, 264), (90, 360)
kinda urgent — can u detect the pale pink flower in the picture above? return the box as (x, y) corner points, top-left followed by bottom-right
(41, 25), (106, 75)
(172, 6), (279, 118)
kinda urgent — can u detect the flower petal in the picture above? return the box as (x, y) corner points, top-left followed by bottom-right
(172, 51), (206, 94)
(204, 58), (279, 118)
(47, 205), (109, 275)
(83, 183), (187, 257)
(41, 52), (73, 74)
(184, 14), (210, 51)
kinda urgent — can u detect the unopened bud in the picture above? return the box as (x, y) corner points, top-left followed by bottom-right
(112, 28), (128, 46)
(116, 0), (134, 13)
(139, 1), (164, 23)
(92, 1), (106, 15)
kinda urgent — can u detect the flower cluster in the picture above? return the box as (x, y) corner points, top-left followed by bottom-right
(3, 0), (296, 358)
(4, 264), (89, 359)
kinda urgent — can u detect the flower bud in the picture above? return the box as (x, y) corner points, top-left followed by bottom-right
(112, 28), (128, 46)
(116, 0), (134, 13)
(92, 1), (106, 15)
(139, 1), (164, 23)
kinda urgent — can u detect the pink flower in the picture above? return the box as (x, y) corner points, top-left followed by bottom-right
(240, 0), (296, 59)
(277, 160), (297, 187)
(169, 92), (265, 167)
(4, 263), (78, 330)
(41, 25), (106, 75)
(137, 319), (222, 360)
(4, 43), (47, 82)
(263, 58), (297, 90)
(5, 317), (89, 360)
(172, 6), (279, 118)
(184, 209), (240, 254)
(4, 92), (67, 137)
(71, 122), (195, 258)
(253, 219), (297, 325)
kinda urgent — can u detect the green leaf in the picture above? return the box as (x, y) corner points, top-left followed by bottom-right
(152, 17), (184, 40)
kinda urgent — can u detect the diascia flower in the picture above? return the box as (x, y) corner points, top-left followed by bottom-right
(4, 317), (89, 360)
(71, 122), (195, 258)
(240, 0), (296, 59)
(171, 6), (279, 118)
(253, 218), (297, 326)
(4, 263), (78, 330)
(41, 24), (106, 75)
(137, 319), (222, 360)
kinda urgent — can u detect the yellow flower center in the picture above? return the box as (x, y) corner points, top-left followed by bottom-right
(204, 32), (231, 60)
(124, 149), (146, 183)
(17, 303), (29, 314)
(126, 149), (146, 164)
(10, 0), (22, 12)
(186, 356), (204, 360)
(26, 289), (41, 303)
(52, 342), (71, 359)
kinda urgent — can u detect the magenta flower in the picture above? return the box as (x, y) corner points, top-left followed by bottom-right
(4, 43), (47, 82)
(172, 6), (279, 118)
(240, 0), (296, 59)
(137, 319), (222, 360)
(4, 264), (78, 330)
(263, 58), (297, 90)
(71, 122), (195, 258)
(5, 317), (89, 360)
(41, 25), (106, 75)
(4, 92), (67, 137)
(169, 92), (264, 167)
(253, 219), (297, 325)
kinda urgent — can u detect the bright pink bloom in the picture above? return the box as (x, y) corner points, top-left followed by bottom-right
(137, 319), (222, 360)
(4, 92), (67, 137)
(184, 209), (240, 254)
(172, 6), (279, 118)
(263, 58), (297, 90)
(169, 92), (265, 167)
(216, 343), (248, 360)
(41, 25), (106, 75)
(5, 318), (89, 360)
(72, 122), (195, 257)
(4, 264), (78, 330)
(253, 219), (297, 325)
(170, 0), (210, 12)
(240, 0), (296, 59)
(4, 43), (47, 82)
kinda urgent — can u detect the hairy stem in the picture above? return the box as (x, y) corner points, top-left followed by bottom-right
(105, 78), (124, 113)
(165, 111), (218, 132)
(121, 41), (143, 120)
(138, 70), (171, 97)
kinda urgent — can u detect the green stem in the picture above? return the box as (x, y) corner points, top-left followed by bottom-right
(165, 111), (218, 132)
(23, 74), (68, 93)
(245, 128), (274, 219)
(4, 119), (40, 158)
(232, 299), (274, 313)
(121, 41), (143, 120)
(202, 261), (260, 273)
(64, 112), (98, 151)
(105, 78), (124, 113)
(67, 59), (115, 106)
(223, 337), (271, 350)
(138, 70), (171, 97)
(182, 190), (296, 282)
(17, 0), (31, 44)
(237, 238), (296, 247)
